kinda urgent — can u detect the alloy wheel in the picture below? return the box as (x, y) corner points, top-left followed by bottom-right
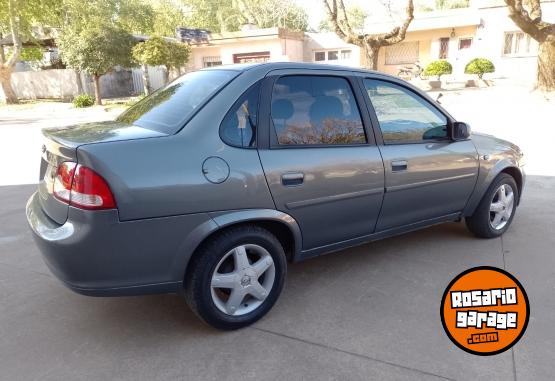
(210, 244), (276, 316)
(489, 184), (515, 230)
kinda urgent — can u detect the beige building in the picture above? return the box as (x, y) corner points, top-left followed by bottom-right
(187, 1), (555, 84)
(188, 27), (304, 69)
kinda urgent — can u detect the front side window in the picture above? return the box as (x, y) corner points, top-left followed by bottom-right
(117, 70), (237, 134)
(271, 76), (366, 146)
(364, 79), (448, 144)
(220, 83), (260, 148)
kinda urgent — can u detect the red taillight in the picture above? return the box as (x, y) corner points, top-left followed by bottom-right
(53, 162), (116, 210)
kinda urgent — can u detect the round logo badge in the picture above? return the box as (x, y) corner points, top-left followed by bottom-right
(440, 266), (529, 356)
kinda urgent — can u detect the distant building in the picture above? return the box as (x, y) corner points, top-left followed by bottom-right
(185, 0), (555, 84)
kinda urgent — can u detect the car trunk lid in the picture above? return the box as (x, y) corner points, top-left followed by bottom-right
(38, 121), (167, 224)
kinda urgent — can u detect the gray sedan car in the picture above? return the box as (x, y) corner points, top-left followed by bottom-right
(26, 63), (525, 329)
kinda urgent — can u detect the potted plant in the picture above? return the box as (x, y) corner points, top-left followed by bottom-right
(464, 58), (495, 87)
(424, 60), (452, 89)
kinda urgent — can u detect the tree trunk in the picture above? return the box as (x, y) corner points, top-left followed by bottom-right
(92, 74), (102, 105)
(0, 66), (18, 104)
(163, 66), (170, 86)
(536, 40), (555, 91)
(361, 44), (380, 70)
(142, 64), (150, 96)
(75, 70), (84, 94)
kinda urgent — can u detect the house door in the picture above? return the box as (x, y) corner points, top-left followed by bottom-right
(439, 38), (449, 59)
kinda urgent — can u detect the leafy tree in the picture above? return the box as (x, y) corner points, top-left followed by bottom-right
(181, 0), (308, 33)
(504, 0), (555, 90)
(20, 47), (44, 62)
(323, 0), (414, 70)
(424, 60), (452, 80)
(0, 0), (61, 103)
(61, 0), (154, 35)
(58, 25), (136, 105)
(152, 0), (187, 37)
(435, 0), (469, 9)
(132, 36), (190, 94)
(166, 41), (191, 73)
(235, 0), (309, 31)
(465, 58), (495, 80)
(319, 5), (367, 32)
(181, 0), (242, 33)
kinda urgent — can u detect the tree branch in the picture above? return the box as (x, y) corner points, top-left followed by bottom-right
(505, 0), (547, 42)
(336, 0), (355, 37)
(382, 0), (414, 46)
(322, 0), (358, 44)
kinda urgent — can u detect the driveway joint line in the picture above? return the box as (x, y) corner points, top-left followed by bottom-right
(251, 326), (455, 380)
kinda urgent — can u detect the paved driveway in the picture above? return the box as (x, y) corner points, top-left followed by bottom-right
(1, 177), (554, 380)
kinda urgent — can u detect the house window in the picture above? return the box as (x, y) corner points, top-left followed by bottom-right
(314, 52), (326, 61)
(385, 41), (419, 65)
(439, 38), (449, 59)
(314, 49), (351, 63)
(458, 38), (473, 50)
(327, 51), (338, 60)
(233, 52), (270, 64)
(203, 56), (222, 67)
(503, 31), (536, 56)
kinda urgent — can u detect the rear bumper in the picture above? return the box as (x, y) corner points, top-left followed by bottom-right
(26, 192), (214, 296)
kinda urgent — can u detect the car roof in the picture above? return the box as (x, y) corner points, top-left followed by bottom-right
(201, 61), (382, 76)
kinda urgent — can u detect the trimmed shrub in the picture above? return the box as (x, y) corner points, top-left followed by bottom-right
(465, 58), (495, 79)
(73, 94), (95, 108)
(424, 60), (453, 80)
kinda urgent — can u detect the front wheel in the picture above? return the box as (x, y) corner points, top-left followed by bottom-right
(466, 173), (519, 238)
(184, 225), (287, 330)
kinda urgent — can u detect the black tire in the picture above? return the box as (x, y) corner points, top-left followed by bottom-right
(184, 224), (287, 330)
(466, 173), (519, 238)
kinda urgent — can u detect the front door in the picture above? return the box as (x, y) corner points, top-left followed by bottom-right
(258, 73), (384, 250)
(362, 78), (478, 231)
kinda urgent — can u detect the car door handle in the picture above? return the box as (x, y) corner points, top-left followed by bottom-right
(281, 172), (304, 186)
(391, 160), (408, 172)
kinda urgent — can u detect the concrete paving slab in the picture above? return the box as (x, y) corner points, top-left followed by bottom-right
(0, 177), (553, 380)
(502, 176), (555, 381)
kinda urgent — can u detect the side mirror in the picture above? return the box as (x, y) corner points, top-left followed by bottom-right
(451, 121), (471, 141)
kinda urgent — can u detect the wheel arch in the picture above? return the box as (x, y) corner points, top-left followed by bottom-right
(500, 166), (523, 204)
(463, 159), (523, 216)
(177, 209), (302, 285)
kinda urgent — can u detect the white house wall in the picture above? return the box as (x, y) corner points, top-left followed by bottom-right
(473, 3), (555, 83)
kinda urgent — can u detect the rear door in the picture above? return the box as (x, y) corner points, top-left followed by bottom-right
(361, 78), (478, 231)
(257, 71), (385, 250)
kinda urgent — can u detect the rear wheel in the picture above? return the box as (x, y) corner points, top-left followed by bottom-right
(466, 173), (518, 238)
(184, 225), (286, 330)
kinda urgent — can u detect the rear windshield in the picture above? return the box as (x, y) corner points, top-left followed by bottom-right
(117, 70), (238, 134)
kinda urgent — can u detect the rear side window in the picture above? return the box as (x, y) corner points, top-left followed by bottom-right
(117, 70), (238, 134)
(364, 79), (448, 144)
(270, 75), (366, 146)
(220, 82), (260, 148)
